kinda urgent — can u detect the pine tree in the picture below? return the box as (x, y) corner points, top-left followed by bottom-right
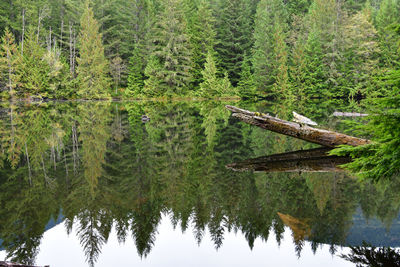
(342, 5), (381, 98)
(76, 0), (111, 99)
(219, 71), (235, 96)
(272, 21), (291, 99)
(149, 0), (192, 96)
(375, 0), (400, 66)
(143, 55), (163, 97)
(15, 29), (50, 98)
(126, 45), (144, 98)
(237, 54), (256, 99)
(252, 0), (288, 96)
(0, 28), (19, 99)
(307, 0), (345, 97)
(186, 0), (217, 88)
(215, 0), (254, 86)
(198, 51), (220, 98)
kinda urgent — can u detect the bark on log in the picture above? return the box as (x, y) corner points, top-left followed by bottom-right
(226, 105), (370, 148)
(226, 147), (351, 173)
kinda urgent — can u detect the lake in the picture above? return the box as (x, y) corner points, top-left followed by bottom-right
(0, 100), (399, 267)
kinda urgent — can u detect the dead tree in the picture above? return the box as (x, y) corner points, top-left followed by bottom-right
(226, 105), (370, 148)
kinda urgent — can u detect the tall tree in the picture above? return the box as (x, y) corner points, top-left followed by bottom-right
(252, 0), (288, 97)
(0, 28), (19, 99)
(215, 0), (254, 86)
(186, 0), (217, 88)
(76, 0), (111, 99)
(15, 29), (51, 98)
(147, 0), (192, 96)
(198, 51), (220, 98)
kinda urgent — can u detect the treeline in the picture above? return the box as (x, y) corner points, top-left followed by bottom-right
(0, 0), (399, 99)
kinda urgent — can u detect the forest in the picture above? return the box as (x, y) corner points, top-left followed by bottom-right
(0, 0), (399, 100)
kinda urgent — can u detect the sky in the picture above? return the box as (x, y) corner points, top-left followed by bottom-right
(0, 214), (353, 267)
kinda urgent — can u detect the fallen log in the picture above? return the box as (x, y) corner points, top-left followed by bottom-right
(332, 111), (369, 117)
(226, 147), (351, 173)
(226, 105), (370, 148)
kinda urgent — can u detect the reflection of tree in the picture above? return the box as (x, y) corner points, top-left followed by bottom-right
(340, 242), (400, 267)
(2, 101), (400, 266)
(78, 102), (111, 194)
(0, 176), (59, 264)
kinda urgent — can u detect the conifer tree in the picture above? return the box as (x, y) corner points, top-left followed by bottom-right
(237, 54), (256, 99)
(149, 0), (192, 96)
(272, 21), (291, 98)
(307, 0), (345, 96)
(126, 45), (144, 98)
(252, 0), (288, 96)
(219, 71), (235, 96)
(15, 29), (51, 98)
(343, 5), (380, 98)
(143, 55), (163, 97)
(215, 0), (254, 86)
(76, 0), (111, 99)
(375, 0), (400, 65)
(186, 0), (217, 88)
(198, 51), (220, 98)
(0, 28), (19, 99)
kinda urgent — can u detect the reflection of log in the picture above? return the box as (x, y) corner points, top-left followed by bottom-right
(332, 111), (368, 117)
(226, 147), (351, 173)
(226, 105), (370, 148)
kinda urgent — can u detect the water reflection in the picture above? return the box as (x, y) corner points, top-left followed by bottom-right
(0, 101), (399, 266)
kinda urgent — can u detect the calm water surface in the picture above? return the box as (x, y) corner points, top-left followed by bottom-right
(0, 100), (399, 266)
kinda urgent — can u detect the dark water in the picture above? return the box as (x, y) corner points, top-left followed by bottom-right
(0, 100), (399, 266)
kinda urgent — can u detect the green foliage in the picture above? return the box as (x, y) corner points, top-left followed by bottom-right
(76, 0), (111, 99)
(15, 29), (51, 98)
(215, 0), (254, 86)
(0, 28), (19, 99)
(332, 71), (400, 181)
(186, 0), (217, 88)
(126, 45), (145, 98)
(198, 51), (220, 97)
(143, 55), (163, 97)
(237, 54), (256, 99)
(252, 0), (288, 96)
(147, 0), (192, 96)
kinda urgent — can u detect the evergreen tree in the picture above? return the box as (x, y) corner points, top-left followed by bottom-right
(198, 51), (220, 98)
(218, 71), (235, 96)
(142, 55), (163, 97)
(186, 0), (217, 88)
(307, 0), (345, 97)
(342, 5), (381, 98)
(126, 45), (144, 98)
(375, 0), (400, 66)
(215, 0), (254, 86)
(0, 28), (19, 99)
(252, 0), (288, 97)
(149, 0), (192, 96)
(15, 29), (51, 98)
(237, 54), (256, 99)
(272, 20), (291, 98)
(76, 0), (111, 99)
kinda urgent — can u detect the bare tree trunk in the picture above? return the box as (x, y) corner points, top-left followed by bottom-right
(69, 23), (73, 74)
(226, 105), (371, 148)
(6, 42), (13, 97)
(21, 9), (25, 56)
(25, 142), (32, 185)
